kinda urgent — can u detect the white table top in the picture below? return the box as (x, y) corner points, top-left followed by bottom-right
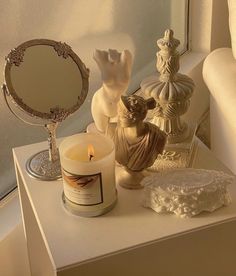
(13, 138), (236, 271)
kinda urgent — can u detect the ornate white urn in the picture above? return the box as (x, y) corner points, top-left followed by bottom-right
(141, 29), (195, 144)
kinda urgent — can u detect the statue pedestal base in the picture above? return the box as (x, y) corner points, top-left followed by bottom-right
(148, 126), (198, 171)
(116, 165), (148, 189)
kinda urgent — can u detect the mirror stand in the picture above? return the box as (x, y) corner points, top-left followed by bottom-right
(26, 122), (61, 181)
(2, 84), (61, 180)
(45, 122), (59, 163)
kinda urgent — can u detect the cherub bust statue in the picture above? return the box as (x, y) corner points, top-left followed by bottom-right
(107, 95), (167, 189)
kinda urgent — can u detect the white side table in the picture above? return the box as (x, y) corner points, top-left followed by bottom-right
(13, 138), (236, 276)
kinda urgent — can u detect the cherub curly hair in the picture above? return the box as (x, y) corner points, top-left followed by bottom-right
(118, 95), (156, 123)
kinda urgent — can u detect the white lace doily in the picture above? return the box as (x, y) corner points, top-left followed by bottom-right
(141, 169), (234, 218)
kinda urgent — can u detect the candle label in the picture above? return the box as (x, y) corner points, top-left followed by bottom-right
(62, 168), (103, 206)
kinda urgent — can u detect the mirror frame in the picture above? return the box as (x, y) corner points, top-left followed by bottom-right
(4, 39), (89, 122)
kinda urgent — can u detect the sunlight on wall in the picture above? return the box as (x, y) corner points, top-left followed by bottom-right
(54, 0), (115, 39)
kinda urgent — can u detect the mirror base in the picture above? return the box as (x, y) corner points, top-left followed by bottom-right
(26, 150), (61, 181)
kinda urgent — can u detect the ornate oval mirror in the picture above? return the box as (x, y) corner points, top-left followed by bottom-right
(3, 39), (89, 180)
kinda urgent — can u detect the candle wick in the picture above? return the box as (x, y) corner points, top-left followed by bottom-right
(89, 155), (94, 161)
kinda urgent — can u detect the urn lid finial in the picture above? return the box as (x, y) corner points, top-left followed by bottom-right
(156, 29), (180, 81)
(141, 29), (194, 103)
(157, 29), (180, 52)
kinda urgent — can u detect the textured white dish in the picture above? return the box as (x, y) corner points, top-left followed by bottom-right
(142, 169), (234, 218)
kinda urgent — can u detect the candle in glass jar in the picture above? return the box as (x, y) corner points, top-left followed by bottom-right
(59, 133), (117, 217)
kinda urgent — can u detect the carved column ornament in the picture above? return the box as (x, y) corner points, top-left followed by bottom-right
(141, 29), (196, 169)
(141, 29), (195, 144)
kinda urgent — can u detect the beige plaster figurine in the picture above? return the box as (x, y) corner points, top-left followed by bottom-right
(91, 49), (133, 133)
(140, 29), (196, 170)
(107, 95), (167, 189)
(141, 29), (195, 144)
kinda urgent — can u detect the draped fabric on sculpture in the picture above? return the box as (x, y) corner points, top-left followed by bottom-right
(114, 122), (166, 171)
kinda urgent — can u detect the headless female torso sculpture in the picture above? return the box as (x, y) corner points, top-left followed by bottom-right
(91, 49), (133, 132)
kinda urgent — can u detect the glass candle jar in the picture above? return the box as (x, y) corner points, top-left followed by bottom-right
(59, 133), (117, 217)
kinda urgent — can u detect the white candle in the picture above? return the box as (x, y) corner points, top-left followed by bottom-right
(59, 133), (117, 217)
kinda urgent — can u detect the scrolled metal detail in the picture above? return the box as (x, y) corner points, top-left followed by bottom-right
(6, 48), (25, 66)
(54, 42), (72, 58)
(50, 106), (70, 122)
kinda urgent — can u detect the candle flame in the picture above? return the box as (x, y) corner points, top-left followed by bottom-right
(88, 144), (95, 161)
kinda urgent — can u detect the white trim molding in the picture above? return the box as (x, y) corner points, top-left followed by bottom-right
(190, 0), (231, 53)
